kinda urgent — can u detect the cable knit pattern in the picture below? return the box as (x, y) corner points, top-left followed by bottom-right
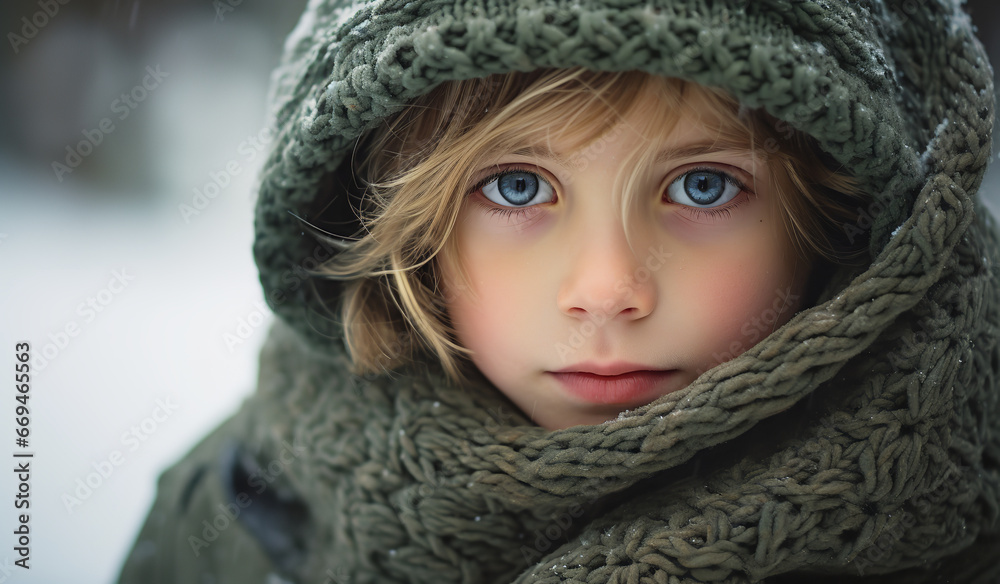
(117, 1), (1000, 583)
(245, 0), (1000, 582)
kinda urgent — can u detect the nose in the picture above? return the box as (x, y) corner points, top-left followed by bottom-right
(556, 224), (657, 322)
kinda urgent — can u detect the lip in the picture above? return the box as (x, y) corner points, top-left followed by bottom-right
(548, 362), (676, 405)
(553, 361), (663, 376)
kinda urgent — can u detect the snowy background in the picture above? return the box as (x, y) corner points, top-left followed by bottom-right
(0, 1), (998, 583)
(0, 1), (306, 582)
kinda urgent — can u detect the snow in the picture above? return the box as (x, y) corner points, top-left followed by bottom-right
(948, 0), (973, 36)
(325, 79), (340, 100)
(333, 0), (369, 28)
(283, 0), (321, 55)
(920, 117), (951, 171)
(0, 166), (265, 583)
(0, 13), (277, 582)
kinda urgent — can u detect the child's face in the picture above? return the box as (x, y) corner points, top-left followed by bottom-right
(441, 89), (807, 429)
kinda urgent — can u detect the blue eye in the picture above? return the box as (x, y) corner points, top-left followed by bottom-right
(481, 170), (555, 207)
(666, 168), (743, 208)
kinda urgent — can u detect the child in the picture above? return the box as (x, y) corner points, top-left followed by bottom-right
(119, 0), (1000, 582)
(324, 68), (867, 430)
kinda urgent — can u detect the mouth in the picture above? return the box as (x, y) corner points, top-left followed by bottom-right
(547, 363), (677, 406)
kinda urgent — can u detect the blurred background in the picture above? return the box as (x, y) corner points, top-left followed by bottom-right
(0, 1), (306, 582)
(0, 1), (998, 582)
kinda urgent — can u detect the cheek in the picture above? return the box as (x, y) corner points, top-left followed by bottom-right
(441, 222), (542, 368)
(668, 225), (802, 362)
(688, 264), (770, 344)
(446, 274), (507, 352)
(443, 262), (541, 392)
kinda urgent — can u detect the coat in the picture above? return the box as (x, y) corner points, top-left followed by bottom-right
(117, 0), (1000, 582)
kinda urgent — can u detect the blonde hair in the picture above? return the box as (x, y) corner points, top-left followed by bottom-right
(318, 68), (868, 381)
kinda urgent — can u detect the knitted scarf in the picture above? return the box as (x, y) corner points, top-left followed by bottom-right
(240, 0), (1000, 582)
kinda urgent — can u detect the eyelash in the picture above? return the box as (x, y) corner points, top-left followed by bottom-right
(666, 165), (753, 221)
(469, 165), (554, 220)
(468, 164), (754, 221)
(482, 206), (529, 220)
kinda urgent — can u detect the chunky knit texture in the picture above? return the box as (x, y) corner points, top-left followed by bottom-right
(118, 0), (1000, 583)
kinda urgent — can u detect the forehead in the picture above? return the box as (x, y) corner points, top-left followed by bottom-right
(618, 82), (750, 146)
(507, 84), (756, 167)
(513, 79), (753, 160)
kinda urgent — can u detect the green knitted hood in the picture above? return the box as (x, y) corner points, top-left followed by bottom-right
(243, 0), (1000, 582)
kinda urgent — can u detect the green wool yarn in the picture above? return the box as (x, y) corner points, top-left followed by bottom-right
(246, 0), (999, 581)
(119, 1), (1000, 583)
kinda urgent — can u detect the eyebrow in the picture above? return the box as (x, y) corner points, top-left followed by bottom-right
(653, 142), (756, 164)
(509, 145), (570, 166)
(508, 140), (757, 167)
